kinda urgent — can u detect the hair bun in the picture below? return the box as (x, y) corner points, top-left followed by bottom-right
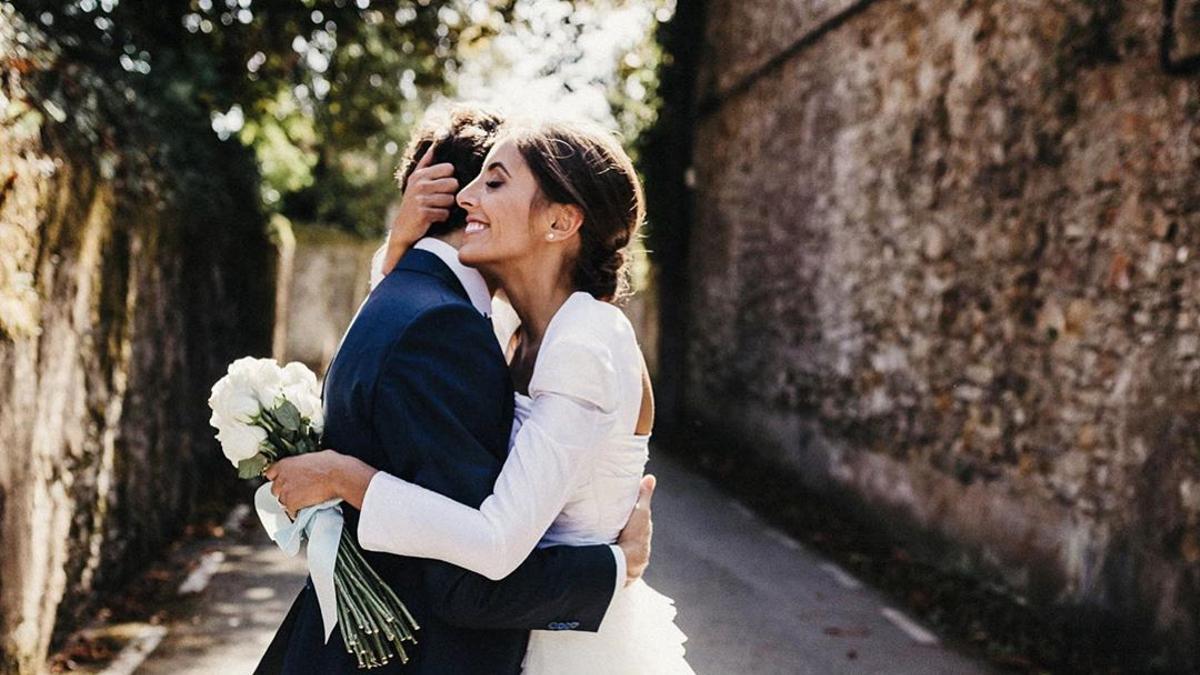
(579, 245), (627, 302)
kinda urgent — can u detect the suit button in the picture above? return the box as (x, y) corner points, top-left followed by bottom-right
(547, 622), (562, 630)
(566, 621), (580, 629)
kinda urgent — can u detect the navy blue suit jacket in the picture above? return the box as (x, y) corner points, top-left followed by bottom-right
(259, 249), (617, 674)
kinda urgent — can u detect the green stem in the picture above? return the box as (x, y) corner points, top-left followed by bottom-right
(343, 537), (420, 637)
(337, 576), (387, 668)
(329, 532), (421, 668)
(339, 547), (414, 646)
(337, 595), (368, 669)
(336, 572), (370, 634)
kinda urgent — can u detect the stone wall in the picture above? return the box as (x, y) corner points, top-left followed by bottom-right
(0, 11), (273, 672)
(278, 225), (378, 373)
(686, 0), (1200, 664)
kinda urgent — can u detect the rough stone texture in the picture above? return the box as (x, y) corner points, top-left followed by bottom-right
(699, 0), (860, 94)
(687, 0), (1200, 665)
(279, 225), (377, 373)
(0, 11), (273, 672)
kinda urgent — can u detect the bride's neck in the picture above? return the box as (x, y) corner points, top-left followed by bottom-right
(501, 274), (573, 344)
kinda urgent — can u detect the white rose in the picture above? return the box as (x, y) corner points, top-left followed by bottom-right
(281, 384), (325, 434)
(226, 390), (261, 423)
(224, 357), (283, 407)
(255, 384), (284, 410)
(209, 376), (230, 408)
(208, 376), (261, 430)
(219, 387), (261, 425)
(227, 356), (279, 381)
(217, 423), (268, 465)
(309, 405), (325, 435)
(282, 383), (318, 416)
(208, 380), (234, 431)
(281, 361), (319, 393)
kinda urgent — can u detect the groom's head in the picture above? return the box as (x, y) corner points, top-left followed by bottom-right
(395, 106), (504, 238)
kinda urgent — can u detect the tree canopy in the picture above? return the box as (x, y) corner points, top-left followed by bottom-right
(8, 0), (668, 236)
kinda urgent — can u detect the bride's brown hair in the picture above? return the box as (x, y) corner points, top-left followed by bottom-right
(506, 120), (644, 303)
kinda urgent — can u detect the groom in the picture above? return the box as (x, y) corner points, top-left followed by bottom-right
(258, 107), (654, 674)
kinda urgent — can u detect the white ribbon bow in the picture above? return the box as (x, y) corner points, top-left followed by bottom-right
(255, 484), (344, 642)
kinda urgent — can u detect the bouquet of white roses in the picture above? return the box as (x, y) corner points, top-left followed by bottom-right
(208, 357), (418, 669)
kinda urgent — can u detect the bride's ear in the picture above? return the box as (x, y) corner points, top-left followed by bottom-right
(547, 203), (584, 241)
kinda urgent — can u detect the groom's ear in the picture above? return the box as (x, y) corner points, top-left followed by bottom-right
(550, 203), (584, 239)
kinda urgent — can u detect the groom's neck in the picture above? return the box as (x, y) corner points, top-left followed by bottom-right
(429, 228), (498, 296)
(432, 229), (466, 250)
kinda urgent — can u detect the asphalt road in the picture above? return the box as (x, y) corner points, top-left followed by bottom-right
(641, 456), (987, 674)
(130, 454), (987, 674)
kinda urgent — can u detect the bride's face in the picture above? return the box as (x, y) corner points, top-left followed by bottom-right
(456, 139), (551, 270)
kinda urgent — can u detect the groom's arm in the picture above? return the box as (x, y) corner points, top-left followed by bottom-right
(423, 548), (615, 631)
(370, 303), (619, 631)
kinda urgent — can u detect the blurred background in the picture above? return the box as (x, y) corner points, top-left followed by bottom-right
(4, 1), (1200, 673)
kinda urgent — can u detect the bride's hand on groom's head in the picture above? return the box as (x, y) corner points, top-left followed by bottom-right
(618, 474), (656, 587)
(391, 143), (458, 246)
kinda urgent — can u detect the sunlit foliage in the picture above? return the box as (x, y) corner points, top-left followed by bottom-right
(7, 0), (669, 235)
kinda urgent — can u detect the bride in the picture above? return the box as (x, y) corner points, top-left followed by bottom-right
(267, 116), (694, 674)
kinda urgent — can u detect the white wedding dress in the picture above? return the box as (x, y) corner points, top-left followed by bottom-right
(508, 345), (691, 674)
(356, 289), (693, 674)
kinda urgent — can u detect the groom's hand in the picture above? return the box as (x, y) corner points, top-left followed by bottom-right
(617, 474), (656, 587)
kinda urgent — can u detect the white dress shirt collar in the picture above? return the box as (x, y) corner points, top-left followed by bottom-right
(413, 237), (492, 317)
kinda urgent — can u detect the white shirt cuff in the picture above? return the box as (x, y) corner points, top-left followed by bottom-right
(356, 470), (400, 552)
(609, 544), (626, 602)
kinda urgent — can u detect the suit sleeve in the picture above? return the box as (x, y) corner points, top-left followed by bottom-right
(365, 303), (617, 631)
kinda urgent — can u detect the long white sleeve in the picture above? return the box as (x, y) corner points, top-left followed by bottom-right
(368, 241), (388, 291)
(357, 336), (621, 581)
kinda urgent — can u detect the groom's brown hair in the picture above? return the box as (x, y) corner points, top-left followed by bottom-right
(395, 106), (504, 238)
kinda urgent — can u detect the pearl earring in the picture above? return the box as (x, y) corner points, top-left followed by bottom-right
(546, 233), (556, 241)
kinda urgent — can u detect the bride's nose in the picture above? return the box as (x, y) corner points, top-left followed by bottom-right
(457, 180), (479, 209)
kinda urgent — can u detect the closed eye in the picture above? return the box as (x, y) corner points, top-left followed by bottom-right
(486, 180), (504, 189)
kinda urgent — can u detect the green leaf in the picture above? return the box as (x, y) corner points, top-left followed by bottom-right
(273, 399), (302, 431)
(280, 426), (299, 444)
(262, 425), (282, 450)
(294, 437), (314, 455)
(237, 453), (270, 480)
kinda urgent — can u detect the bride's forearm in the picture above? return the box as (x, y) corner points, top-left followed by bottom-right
(357, 404), (609, 581)
(380, 230), (418, 279)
